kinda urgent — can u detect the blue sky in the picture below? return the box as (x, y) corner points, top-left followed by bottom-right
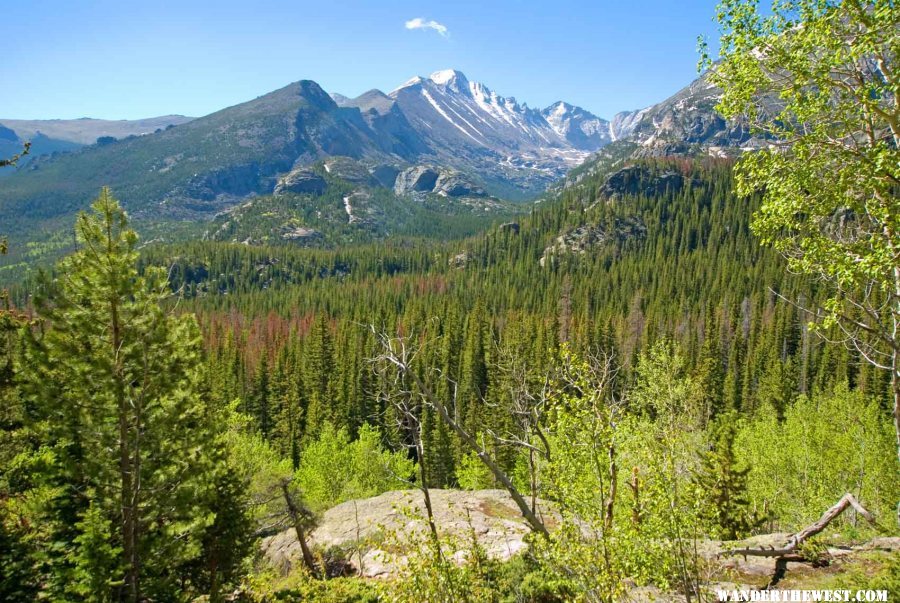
(1, 0), (722, 121)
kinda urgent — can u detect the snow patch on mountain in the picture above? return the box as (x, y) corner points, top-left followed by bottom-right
(430, 69), (467, 87)
(390, 76), (426, 94)
(420, 88), (485, 145)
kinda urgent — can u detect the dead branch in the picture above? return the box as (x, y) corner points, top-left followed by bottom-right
(723, 493), (879, 559)
(369, 325), (550, 538)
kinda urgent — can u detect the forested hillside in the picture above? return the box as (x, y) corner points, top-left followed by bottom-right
(1, 1), (897, 601)
(135, 159), (891, 479)
(4, 154), (895, 602)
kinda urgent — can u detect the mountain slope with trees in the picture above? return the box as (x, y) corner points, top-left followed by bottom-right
(0, 1), (897, 600)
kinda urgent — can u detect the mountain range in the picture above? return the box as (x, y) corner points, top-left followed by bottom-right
(0, 67), (754, 274)
(0, 115), (194, 175)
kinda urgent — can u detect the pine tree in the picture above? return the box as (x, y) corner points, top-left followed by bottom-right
(0, 239), (40, 601)
(694, 413), (762, 540)
(20, 189), (238, 602)
(303, 314), (334, 439)
(270, 343), (301, 467)
(251, 353), (271, 436)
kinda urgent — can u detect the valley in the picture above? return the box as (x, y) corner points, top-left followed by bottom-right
(1, 2), (897, 602)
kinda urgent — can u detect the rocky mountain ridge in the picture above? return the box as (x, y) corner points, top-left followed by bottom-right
(606, 72), (763, 158)
(0, 115), (194, 177)
(0, 67), (759, 270)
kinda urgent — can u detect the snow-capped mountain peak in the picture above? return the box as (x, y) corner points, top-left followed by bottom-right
(430, 69), (467, 86)
(541, 101), (611, 149)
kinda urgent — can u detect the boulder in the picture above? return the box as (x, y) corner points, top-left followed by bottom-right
(262, 489), (555, 578)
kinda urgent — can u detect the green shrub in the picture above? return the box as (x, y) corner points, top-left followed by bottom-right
(736, 384), (897, 531)
(295, 423), (414, 512)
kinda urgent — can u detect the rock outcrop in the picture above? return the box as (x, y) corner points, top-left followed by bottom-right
(280, 226), (322, 241)
(322, 156), (377, 186)
(540, 216), (647, 266)
(393, 165), (486, 198)
(274, 168), (327, 195)
(600, 165), (691, 200)
(262, 489), (556, 578)
(434, 172), (486, 197)
(393, 166), (440, 195)
(261, 487), (900, 591)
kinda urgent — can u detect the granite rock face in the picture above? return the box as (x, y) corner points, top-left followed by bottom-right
(393, 166), (440, 195)
(393, 165), (486, 198)
(262, 489), (556, 578)
(261, 487), (900, 589)
(434, 171), (486, 197)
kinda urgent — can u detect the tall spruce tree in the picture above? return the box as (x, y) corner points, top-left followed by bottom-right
(20, 189), (231, 602)
(303, 313), (334, 438)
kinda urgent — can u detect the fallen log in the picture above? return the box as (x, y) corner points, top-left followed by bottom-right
(787, 493), (876, 548)
(722, 493), (878, 559)
(721, 493), (880, 587)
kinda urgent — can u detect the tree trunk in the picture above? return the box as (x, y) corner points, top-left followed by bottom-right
(629, 467), (642, 526)
(725, 492), (879, 558)
(604, 443), (617, 531)
(111, 292), (139, 603)
(208, 557), (220, 603)
(280, 479), (318, 578)
(408, 371), (549, 537)
(892, 348), (900, 482)
(415, 427), (442, 548)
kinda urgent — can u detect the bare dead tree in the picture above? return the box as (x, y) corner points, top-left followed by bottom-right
(368, 325), (550, 538)
(484, 341), (554, 516)
(369, 327), (444, 551)
(723, 493), (880, 560)
(722, 493), (882, 588)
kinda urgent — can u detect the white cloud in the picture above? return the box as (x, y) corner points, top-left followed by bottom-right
(405, 17), (449, 37)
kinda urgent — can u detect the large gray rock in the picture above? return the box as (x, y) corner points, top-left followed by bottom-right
(274, 168), (327, 195)
(434, 172), (486, 197)
(393, 166), (440, 195)
(393, 165), (486, 198)
(261, 489), (555, 578)
(540, 216), (647, 266)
